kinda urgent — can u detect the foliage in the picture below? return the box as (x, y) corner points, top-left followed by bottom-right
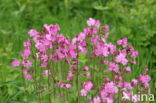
(0, 0), (156, 102)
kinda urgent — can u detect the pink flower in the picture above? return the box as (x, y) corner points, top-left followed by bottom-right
(36, 43), (47, 53)
(104, 32), (109, 38)
(132, 95), (138, 103)
(28, 29), (39, 37)
(69, 49), (77, 58)
(78, 32), (86, 41)
(23, 40), (31, 47)
(87, 18), (96, 26)
(106, 98), (113, 103)
(50, 54), (59, 62)
(108, 62), (120, 74)
(23, 69), (32, 80)
(94, 42), (110, 57)
(85, 72), (90, 78)
(40, 54), (48, 61)
(104, 78), (110, 82)
(91, 96), (101, 103)
(123, 82), (133, 90)
(22, 48), (31, 59)
(65, 84), (72, 88)
(107, 43), (116, 54)
(80, 89), (88, 96)
(115, 53), (128, 65)
(91, 35), (99, 44)
(130, 50), (138, 58)
(114, 76), (122, 81)
(124, 66), (131, 74)
(58, 82), (65, 88)
(78, 45), (87, 54)
(42, 70), (50, 75)
(103, 82), (118, 93)
(22, 60), (32, 67)
(44, 24), (60, 34)
(102, 24), (109, 31)
(94, 20), (100, 27)
(25, 73), (32, 80)
(87, 18), (100, 27)
(68, 71), (74, 77)
(11, 59), (20, 67)
(117, 38), (128, 48)
(46, 34), (56, 41)
(139, 74), (151, 88)
(83, 66), (89, 71)
(131, 79), (138, 86)
(41, 61), (48, 67)
(103, 60), (109, 65)
(122, 92), (131, 101)
(66, 76), (72, 81)
(83, 81), (93, 91)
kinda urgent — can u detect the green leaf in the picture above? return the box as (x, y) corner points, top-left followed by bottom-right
(93, 6), (110, 10)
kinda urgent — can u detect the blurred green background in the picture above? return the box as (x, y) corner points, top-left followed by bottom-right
(0, 0), (156, 102)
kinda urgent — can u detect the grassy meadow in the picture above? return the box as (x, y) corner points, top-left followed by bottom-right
(0, 0), (156, 103)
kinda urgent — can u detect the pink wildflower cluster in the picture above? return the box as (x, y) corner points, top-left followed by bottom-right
(80, 81), (93, 96)
(139, 74), (151, 88)
(11, 18), (151, 102)
(23, 69), (32, 80)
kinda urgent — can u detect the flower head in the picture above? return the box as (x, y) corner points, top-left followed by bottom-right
(11, 59), (20, 67)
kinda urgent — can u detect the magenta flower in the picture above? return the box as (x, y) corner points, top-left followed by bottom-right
(115, 52), (128, 65)
(23, 40), (31, 47)
(117, 38), (128, 48)
(103, 82), (118, 93)
(84, 72), (90, 78)
(83, 66), (89, 71)
(66, 76), (72, 81)
(130, 50), (139, 58)
(87, 18), (100, 27)
(22, 48), (31, 59)
(132, 95), (138, 103)
(23, 69), (32, 80)
(44, 24), (60, 34)
(102, 24), (109, 31)
(41, 61), (48, 67)
(69, 49), (77, 58)
(22, 60), (32, 67)
(83, 81), (93, 91)
(58, 82), (65, 88)
(65, 84), (72, 88)
(90, 35), (99, 45)
(108, 62), (120, 74)
(123, 82), (133, 90)
(122, 92), (131, 101)
(131, 79), (138, 86)
(78, 32), (86, 41)
(11, 59), (20, 67)
(80, 89), (88, 96)
(42, 70), (50, 75)
(11, 18), (148, 102)
(91, 96), (101, 103)
(139, 74), (151, 88)
(87, 18), (96, 26)
(124, 66), (131, 74)
(28, 29), (39, 37)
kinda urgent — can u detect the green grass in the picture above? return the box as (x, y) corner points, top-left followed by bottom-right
(0, 0), (156, 103)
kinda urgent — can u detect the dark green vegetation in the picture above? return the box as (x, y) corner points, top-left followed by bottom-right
(0, 0), (156, 102)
